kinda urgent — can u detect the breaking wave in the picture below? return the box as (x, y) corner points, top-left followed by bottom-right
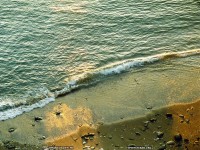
(0, 49), (199, 121)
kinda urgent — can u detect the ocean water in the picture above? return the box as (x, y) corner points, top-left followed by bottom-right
(0, 0), (200, 120)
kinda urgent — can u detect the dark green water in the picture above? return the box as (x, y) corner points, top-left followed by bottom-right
(0, 0), (200, 119)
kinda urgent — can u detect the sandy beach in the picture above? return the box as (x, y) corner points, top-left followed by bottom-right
(0, 64), (199, 150)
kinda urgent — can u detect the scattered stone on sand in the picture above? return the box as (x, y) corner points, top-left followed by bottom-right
(185, 119), (190, 124)
(158, 144), (166, 150)
(184, 139), (189, 144)
(166, 113), (173, 119)
(156, 131), (164, 138)
(166, 141), (175, 145)
(135, 132), (141, 136)
(128, 144), (135, 147)
(144, 121), (149, 127)
(8, 128), (15, 133)
(146, 106), (152, 110)
(174, 133), (182, 142)
(39, 136), (46, 140)
(34, 117), (43, 122)
(150, 118), (157, 123)
(179, 114), (184, 119)
(55, 111), (61, 116)
(3, 141), (16, 149)
(108, 135), (112, 139)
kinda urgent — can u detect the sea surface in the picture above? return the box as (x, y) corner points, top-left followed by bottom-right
(0, 0), (200, 120)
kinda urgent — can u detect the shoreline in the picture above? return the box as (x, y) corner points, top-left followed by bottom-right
(0, 99), (199, 150)
(0, 63), (199, 149)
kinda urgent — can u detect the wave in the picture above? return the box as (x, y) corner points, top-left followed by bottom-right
(0, 49), (199, 121)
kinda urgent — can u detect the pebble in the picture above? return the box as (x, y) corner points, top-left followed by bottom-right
(8, 128), (15, 133)
(135, 132), (141, 136)
(179, 114), (184, 118)
(166, 141), (175, 145)
(157, 131), (164, 138)
(34, 117), (43, 122)
(184, 139), (189, 144)
(174, 133), (182, 142)
(150, 118), (157, 122)
(108, 135), (112, 139)
(144, 121), (149, 127)
(158, 144), (166, 150)
(166, 113), (173, 119)
(55, 111), (61, 116)
(185, 119), (190, 124)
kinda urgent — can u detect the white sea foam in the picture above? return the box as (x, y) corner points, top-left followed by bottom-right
(0, 97), (55, 121)
(0, 49), (199, 121)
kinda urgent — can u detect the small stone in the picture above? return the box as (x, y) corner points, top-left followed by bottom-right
(146, 106), (152, 110)
(157, 131), (164, 138)
(184, 139), (189, 144)
(157, 126), (162, 129)
(55, 111), (61, 116)
(135, 132), (141, 136)
(129, 138), (134, 140)
(144, 121), (149, 127)
(8, 128), (15, 133)
(185, 119), (190, 124)
(39, 136), (46, 140)
(166, 141), (175, 145)
(158, 144), (166, 150)
(174, 133), (182, 142)
(108, 135), (112, 139)
(194, 141), (199, 144)
(128, 144), (135, 147)
(150, 118), (157, 122)
(88, 133), (95, 136)
(82, 140), (87, 145)
(34, 116), (43, 122)
(166, 113), (173, 119)
(179, 114), (184, 118)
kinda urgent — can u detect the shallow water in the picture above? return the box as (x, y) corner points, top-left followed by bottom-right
(0, 0), (200, 120)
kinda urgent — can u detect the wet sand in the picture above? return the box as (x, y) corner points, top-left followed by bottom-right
(0, 61), (199, 149)
(46, 99), (200, 150)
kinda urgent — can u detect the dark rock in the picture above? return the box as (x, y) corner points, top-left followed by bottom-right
(157, 126), (162, 129)
(144, 121), (149, 127)
(174, 133), (182, 142)
(185, 119), (190, 124)
(129, 138), (134, 140)
(157, 131), (164, 138)
(166, 141), (175, 145)
(146, 106), (152, 110)
(135, 132), (141, 136)
(179, 114), (184, 119)
(150, 118), (157, 122)
(39, 136), (46, 140)
(108, 135), (112, 139)
(158, 144), (166, 150)
(34, 117), (43, 122)
(55, 111), (61, 116)
(128, 144), (135, 148)
(8, 128), (15, 133)
(166, 113), (173, 119)
(4, 141), (16, 149)
(184, 139), (189, 144)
